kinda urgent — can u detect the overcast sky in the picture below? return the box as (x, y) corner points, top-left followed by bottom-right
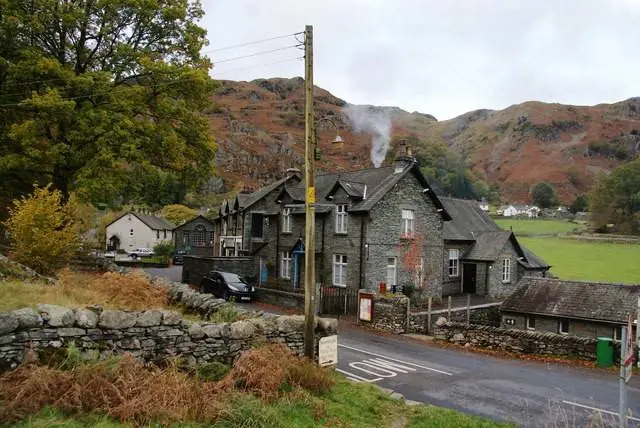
(201, 0), (640, 120)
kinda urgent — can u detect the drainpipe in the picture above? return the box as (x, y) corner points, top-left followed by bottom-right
(484, 262), (490, 296)
(359, 215), (366, 290)
(275, 213), (280, 278)
(321, 214), (326, 284)
(241, 210), (246, 252)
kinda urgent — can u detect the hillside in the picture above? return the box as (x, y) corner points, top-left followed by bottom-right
(208, 77), (640, 204)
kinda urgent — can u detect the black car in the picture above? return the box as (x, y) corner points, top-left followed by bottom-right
(199, 271), (256, 302)
(173, 249), (187, 265)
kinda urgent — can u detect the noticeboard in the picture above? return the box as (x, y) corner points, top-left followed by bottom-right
(359, 293), (374, 322)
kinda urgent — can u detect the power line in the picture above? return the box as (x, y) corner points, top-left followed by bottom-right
(212, 44), (303, 64)
(213, 57), (303, 77)
(202, 32), (303, 54)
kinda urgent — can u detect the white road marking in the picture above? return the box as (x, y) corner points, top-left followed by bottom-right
(349, 362), (398, 378)
(335, 368), (382, 383)
(561, 400), (640, 422)
(366, 358), (416, 374)
(338, 344), (453, 376)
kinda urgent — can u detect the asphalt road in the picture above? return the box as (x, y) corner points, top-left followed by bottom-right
(146, 266), (640, 427)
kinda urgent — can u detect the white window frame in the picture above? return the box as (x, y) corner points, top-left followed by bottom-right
(129, 228), (134, 237)
(401, 209), (415, 236)
(526, 315), (536, 330)
(415, 257), (424, 288)
(280, 252), (292, 279)
(558, 319), (569, 335)
(448, 249), (460, 277)
(386, 257), (397, 287)
(282, 208), (291, 233)
(333, 254), (348, 287)
(502, 257), (511, 283)
(335, 205), (348, 234)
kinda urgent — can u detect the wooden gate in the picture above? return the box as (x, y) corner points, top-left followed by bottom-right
(319, 286), (359, 316)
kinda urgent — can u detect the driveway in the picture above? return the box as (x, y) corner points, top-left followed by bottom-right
(144, 266), (640, 427)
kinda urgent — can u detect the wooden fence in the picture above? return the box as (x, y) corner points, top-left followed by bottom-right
(319, 286), (359, 316)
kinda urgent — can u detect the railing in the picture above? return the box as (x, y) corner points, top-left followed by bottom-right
(319, 286), (359, 316)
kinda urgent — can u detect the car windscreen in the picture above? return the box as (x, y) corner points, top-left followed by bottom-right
(221, 272), (242, 283)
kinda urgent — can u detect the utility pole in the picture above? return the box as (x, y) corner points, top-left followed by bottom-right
(303, 25), (316, 359)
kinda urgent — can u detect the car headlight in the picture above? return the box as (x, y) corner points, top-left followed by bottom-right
(228, 284), (241, 292)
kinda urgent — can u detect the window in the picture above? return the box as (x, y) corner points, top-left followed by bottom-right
(386, 257), (397, 287)
(282, 208), (291, 233)
(156, 230), (160, 239)
(130, 228), (134, 237)
(280, 252), (291, 279)
(222, 220), (227, 235)
(251, 214), (264, 238)
(526, 316), (536, 330)
(558, 319), (569, 335)
(502, 257), (511, 282)
(401, 209), (415, 236)
(193, 225), (206, 246)
(415, 257), (424, 287)
(448, 249), (460, 277)
(614, 327), (622, 341)
(335, 205), (348, 233)
(163, 230), (167, 239)
(333, 254), (348, 287)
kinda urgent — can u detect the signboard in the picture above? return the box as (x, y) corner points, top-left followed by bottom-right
(318, 335), (338, 367)
(624, 316), (635, 383)
(359, 293), (374, 322)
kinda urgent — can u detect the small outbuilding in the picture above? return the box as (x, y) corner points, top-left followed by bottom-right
(173, 215), (215, 257)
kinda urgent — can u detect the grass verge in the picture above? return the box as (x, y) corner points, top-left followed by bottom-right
(495, 219), (586, 236)
(519, 237), (640, 284)
(1, 344), (511, 428)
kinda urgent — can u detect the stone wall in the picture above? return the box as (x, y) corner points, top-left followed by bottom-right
(0, 306), (336, 371)
(432, 322), (621, 362)
(182, 256), (256, 287)
(255, 287), (304, 309)
(370, 295), (409, 334)
(408, 304), (501, 335)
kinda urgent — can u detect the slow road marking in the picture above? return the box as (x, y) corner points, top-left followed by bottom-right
(337, 343), (452, 383)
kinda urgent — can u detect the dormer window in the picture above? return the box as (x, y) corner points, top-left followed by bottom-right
(335, 205), (347, 234)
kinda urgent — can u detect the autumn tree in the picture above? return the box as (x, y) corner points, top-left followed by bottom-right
(590, 159), (640, 234)
(161, 204), (197, 226)
(4, 185), (81, 275)
(0, 0), (217, 216)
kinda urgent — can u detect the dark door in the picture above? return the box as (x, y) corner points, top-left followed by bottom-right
(462, 264), (477, 294)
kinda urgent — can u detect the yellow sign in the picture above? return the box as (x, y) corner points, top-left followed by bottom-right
(307, 186), (316, 204)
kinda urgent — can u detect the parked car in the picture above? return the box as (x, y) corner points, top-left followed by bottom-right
(104, 250), (116, 259)
(173, 249), (187, 265)
(127, 248), (154, 259)
(199, 271), (256, 302)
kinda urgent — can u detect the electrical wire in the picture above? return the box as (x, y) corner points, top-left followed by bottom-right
(202, 32), (303, 54)
(213, 57), (303, 77)
(212, 44), (303, 64)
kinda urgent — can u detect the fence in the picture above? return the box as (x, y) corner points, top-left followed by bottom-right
(319, 286), (359, 316)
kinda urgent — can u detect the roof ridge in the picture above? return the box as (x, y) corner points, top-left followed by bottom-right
(316, 165), (394, 177)
(530, 277), (640, 288)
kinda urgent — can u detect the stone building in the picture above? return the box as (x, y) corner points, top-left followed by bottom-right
(211, 154), (549, 299)
(173, 215), (215, 257)
(501, 277), (639, 339)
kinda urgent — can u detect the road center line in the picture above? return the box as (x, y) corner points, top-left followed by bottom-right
(335, 368), (382, 383)
(561, 400), (640, 422)
(338, 344), (453, 376)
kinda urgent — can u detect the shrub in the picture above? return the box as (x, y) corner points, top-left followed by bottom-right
(4, 185), (81, 275)
(152, 240), (174, 263)
(209, 302), (240, 323)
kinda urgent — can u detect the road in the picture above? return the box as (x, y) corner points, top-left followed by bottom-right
(146, 266), (640, 427)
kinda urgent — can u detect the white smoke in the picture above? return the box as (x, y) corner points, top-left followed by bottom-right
(343, 104), (392, 168)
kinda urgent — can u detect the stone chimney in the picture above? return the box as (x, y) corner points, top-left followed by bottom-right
(393, 141), (417, 173)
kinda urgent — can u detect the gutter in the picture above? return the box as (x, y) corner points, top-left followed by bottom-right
(501, 310), (630, 326)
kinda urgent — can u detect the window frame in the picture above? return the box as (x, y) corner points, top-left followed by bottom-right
(526, 315), (536, 330)
(130, 228), (134, 237)
(401, 209), (415, 237)
(558, 319), (569, 335)
(280, 252), (292, 279)
(448, 249), (460, 277)
(502, 257), (511, 283)
(282, 208), (292, 233)
(386, 257), (397, 287)
(333, 254), (348, 287)
(335, 205), (348, 234)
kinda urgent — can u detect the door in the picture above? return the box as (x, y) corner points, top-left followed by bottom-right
(462, 263), (477, 294)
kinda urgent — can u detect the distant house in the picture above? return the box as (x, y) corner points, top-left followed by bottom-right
(501, 277), (640, 339)
(105, 212), (175, 252)
(503, 205), (527, 217)
(526, 206), (541, 218)
(478, 199), (489, 212)
(173, 215), (215, 257)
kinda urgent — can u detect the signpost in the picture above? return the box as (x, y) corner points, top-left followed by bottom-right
(619, 314), (636, 428)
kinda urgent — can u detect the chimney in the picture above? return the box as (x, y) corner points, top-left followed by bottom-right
(393, 141), (417, 173)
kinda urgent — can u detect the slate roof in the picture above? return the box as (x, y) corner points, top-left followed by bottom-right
(463, 231), (515, 261)
(502, 277), (640, 324)
(519, 246), (549, 269)
(440, 197), (501, 241)
(106, 212), (175, 231)
(172, 215), (214, 231)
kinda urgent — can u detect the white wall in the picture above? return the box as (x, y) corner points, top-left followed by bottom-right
(105, 214), (173, 250)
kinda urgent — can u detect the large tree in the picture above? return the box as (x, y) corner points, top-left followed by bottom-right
(0, 0), (217, 214)
(530, 182), (557, 208)
(590, 159), (640, 234)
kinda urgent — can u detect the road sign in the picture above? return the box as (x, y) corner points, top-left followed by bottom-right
(624, 315), (634, 383)
(318, 335), (338, 367)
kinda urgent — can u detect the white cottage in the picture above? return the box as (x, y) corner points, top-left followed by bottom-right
(105, 211), (175, 252)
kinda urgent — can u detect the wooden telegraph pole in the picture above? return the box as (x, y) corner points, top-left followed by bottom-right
(303, 25), (316, 359)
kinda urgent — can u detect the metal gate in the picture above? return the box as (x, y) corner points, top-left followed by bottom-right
(319, 286), (359, 316)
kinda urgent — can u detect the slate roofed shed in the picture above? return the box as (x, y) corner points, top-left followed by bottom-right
(503, 277), (640, 325)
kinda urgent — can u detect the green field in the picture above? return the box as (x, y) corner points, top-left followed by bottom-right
(519, 237), (640, 284)
(495, 219), (586, 236)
